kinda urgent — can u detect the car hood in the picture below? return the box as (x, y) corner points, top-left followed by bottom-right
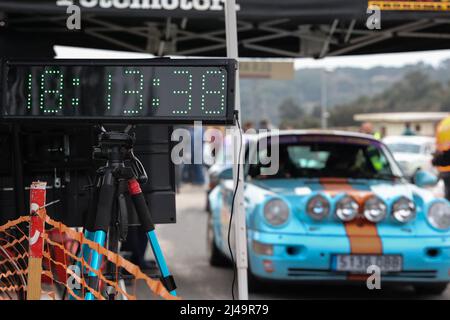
(251, 178), (411, 198)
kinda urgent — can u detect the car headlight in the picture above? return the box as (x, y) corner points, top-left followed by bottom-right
(392, 197), (416, 223)
(264, 199), (290, 226)
(335, 195), (359, 221)
(363, 196), (387, 223)
(427, 201), (450, 230)
(306, 195), (330, 221)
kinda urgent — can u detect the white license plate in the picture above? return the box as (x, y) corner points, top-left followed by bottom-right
(334, 255), (402, 273)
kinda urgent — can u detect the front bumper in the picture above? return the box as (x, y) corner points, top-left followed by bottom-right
(248, 230), (450, 283)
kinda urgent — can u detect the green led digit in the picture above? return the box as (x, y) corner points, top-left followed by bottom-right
(152, 78), (161, 108)
(201, 69), (226, 115)
(39, 69), (64, 114)
(172, 70), (192, 115)
(27, 73), (32, 110)
(123, 69), (144, 115)
(72, 77), (80, 108)
(106, 74), (113, 110)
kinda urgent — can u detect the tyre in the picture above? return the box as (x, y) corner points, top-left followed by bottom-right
(414, 283), (448, 295)
(207, 213), (230, 267)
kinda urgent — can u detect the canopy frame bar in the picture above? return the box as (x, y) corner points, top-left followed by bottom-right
(7, 12), (450, 58)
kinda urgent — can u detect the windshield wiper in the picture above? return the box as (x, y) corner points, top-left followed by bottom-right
(372, 172), (403, 181)
(348, 172), (402, 181)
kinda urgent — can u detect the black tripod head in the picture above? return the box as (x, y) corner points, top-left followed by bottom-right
(93, 131), (135, 163)
(93, 127), (148, 185)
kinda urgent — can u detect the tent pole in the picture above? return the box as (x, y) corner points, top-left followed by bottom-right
(225, 0), (249, 300)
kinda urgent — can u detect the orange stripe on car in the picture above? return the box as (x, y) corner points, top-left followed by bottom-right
(320, 178), (383, 279)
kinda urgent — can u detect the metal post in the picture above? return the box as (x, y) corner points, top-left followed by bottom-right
(225, 0), (249, 300)
(27, 181), (47, 300)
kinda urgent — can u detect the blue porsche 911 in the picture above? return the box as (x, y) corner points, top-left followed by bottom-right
(207, 130), (450, 294)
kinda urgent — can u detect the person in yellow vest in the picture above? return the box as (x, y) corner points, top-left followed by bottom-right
(432, 115), (450, 200)
(359, 122), (383, 140)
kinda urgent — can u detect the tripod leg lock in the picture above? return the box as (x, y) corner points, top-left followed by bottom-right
(161, 275), (177, 293)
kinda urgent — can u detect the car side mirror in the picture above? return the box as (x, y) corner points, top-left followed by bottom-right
(218, 167), (233, 180)
(413, 170), (438, 188)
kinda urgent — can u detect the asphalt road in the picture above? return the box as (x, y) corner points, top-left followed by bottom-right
(155, 186), (450, 300)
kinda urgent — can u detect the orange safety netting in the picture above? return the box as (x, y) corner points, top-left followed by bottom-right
(0, 209), (178, 300)
(0, 216), (29, 300)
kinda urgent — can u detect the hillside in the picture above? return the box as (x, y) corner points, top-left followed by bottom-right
(240, 59), (450, 127)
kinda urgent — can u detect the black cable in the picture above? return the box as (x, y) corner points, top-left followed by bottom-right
(228, 111), (242, 300)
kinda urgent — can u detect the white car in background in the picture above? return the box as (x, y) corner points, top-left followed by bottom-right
(383, 135), (436, 177)
(383, 135), (445, 197)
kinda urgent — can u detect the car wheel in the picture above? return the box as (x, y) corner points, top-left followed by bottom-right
(414, 283), (448, 295)
(207, 213), (230, 267)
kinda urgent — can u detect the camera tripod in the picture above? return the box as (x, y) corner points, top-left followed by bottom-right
(71, 126), (176, 300)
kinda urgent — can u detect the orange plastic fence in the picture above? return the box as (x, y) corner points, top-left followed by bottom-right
(0, 209), (178, 300)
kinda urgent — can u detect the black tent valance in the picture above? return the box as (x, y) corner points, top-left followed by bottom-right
(1, 1), (450, 57)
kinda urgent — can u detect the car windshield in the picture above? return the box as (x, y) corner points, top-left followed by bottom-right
(386, 143), (421, 154)
(254, 135), (403, 180)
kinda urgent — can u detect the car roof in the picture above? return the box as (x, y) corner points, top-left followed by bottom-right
(254, 129), (379, 142)
(382, 135), (435, 145)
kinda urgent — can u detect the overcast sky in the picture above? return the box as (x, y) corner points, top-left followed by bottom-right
(55, 45), (450, 70)
(294, 49), (450, 69)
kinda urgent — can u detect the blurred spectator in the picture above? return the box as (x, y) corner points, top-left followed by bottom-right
(243, 121), (255, 132)
(182, 126), (206, 185)
(359, 122), (374, 135)
(432, 115), (450, 200)
(402, 122), (416, 136)
(415, 124), (422, 135)
(258, 119), (273, 130)
(360, 122), (384, 139)
(380, 126), (387, 139)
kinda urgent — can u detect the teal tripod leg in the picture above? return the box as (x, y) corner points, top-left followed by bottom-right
(82, 231), (95, 272)
(128, 179), (177, 296)
(84, 231), (106, 300)
(147, 230), (177, 296)
(69, 230), (94, 300)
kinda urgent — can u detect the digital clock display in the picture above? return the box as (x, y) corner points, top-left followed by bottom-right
(1, 59), (236, 124)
